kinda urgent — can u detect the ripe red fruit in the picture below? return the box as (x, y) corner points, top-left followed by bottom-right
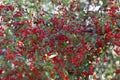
(13, 11), (23, 17)
(7, 5), (14, 11)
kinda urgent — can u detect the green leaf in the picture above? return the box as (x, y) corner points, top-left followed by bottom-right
(63, 68), (69, 75)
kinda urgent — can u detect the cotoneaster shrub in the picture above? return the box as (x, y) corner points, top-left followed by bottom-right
(0, 0), (120, 80)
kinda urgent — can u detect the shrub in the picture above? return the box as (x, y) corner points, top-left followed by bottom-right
(0, 0), (120, 80)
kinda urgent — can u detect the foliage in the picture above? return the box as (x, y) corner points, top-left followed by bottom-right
(0, 0), (120, 80)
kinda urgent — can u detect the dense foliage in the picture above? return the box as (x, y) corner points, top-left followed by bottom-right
(0, 0), (120, 80)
